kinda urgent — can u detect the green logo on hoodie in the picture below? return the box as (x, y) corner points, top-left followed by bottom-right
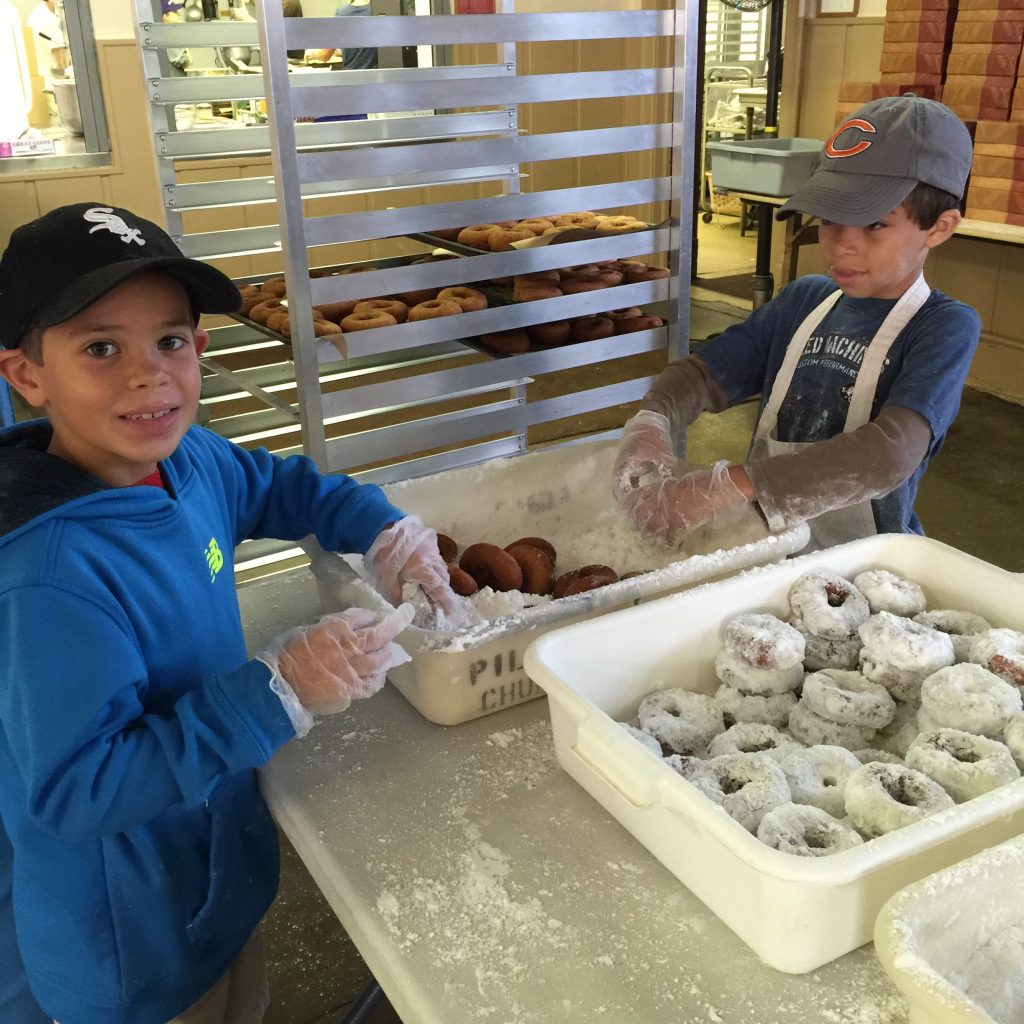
(205, 537), (224, 583)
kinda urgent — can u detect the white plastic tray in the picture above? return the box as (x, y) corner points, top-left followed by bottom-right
(875, 834), (1024, 1024)
(524, 533), (1024, 973)
(310, 440), (809, 726)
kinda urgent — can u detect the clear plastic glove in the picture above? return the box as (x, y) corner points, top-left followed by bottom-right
(365, 515), (458, 616)
(258, 603), (414, 717)
(620, 460), (750, 546)
(612, 410), (676, 507)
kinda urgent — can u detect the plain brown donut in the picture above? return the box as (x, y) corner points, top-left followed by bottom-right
(560, 264), (600, 279)
(459, 543), (523, 592)
(613, 315), (664, 334)
(458, 224), (499, 249)
(513, 278), (562, 301)
(515, 218), (555, 235)
(595, 215), (644, 232)
(526, 321), (571, 348)
(340, 310), (398, 331)
(505, 544), (555, 596)
(313, 319), (343, 337)
(429, 227), (463, 242)
(248, 298), (286, 324)
(315, 299), (361, 324)
(552, 212), (598, 229)
(595, 267), (625, 287)
(624, 264), (671, 283)
(479, 329), (530, 355)
(601, 306), (643, 320)
(505, 536), (557, 563)
(552, 565), (619, 598)
(570, 316), (615, 343)
(262, 277), (288, 297)
(239, 290), (277, 316)
(560, 276), (608, 295)
(438, 286), (488, 312)
(488, 227), (535, 251)
(436, 533), (459, 562)
(355, 298), (409, 324)
(238, 284), (262, 298)
(447, 563), (479, 597)
(408, 299), (463, 321)
(265, 309), (291, 335)
(398, 288), (439, 307)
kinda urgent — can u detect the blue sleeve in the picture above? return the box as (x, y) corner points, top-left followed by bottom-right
(0, 584), (296, 842)
(696, 276), (838, 404)
(187, 429), (406, 554)
(878, 296), (980, 439)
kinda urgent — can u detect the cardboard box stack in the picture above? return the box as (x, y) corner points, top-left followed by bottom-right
(964, 119), (1024, 223)
(942, 0), (1024, 121)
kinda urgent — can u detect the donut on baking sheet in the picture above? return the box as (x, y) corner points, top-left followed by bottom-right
(552, 212), (599, 229)
(859, 611), (955, 676)
(408, 299), (463, 321)
(340, 310), (398, 332)
(919, 662), (1022, 736)
(757, 802), (864, 856)
(512, 276), (563, 301)
(458, 542), (523, 592)
(844, 761), (954, 837)
(457, 224), (499, 250)
(789, 571), (870, 642)
(594, 215), (643, 233)
(622, 263), (670, 283)
(515, 218), (555, 236)
(247, 298), (287, 324)
(526, 320), (572, 348)
(315, 299), (361, 324)
(398, 288), (440, 307)
(601, 306), (644, 321)
(354, 298), (409, 324)
(505, 543), (555, 596)
(776, 744), (862, 819)
(612, 315), (665, 335)
(479, 329), (530, 355)
(969, 628), (1024, 689)
(800, 669), (896, 730)
(637, 688), (724, 757)
(262, 276), (288, 297)
(560, 276), (608, 295)
(706, 752), (792, 833)
(569, 316), (615, 343)
(723, 613), (805, 671)
(437, 286), (488, 312)
(853, 569), (927, 617)
(238, 290), (277, 317)
(488, 226), (535, 251)
(905, 727), (1020, 803)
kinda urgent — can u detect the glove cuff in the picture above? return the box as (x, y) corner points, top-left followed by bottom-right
(255, 656), (316, 738)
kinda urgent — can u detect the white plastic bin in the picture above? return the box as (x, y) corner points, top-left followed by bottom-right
(875, 834), (1024, 1024)
(310, 440), (809, 726)
(707, 137), (823, 196)
(524, 533), (1024, 973)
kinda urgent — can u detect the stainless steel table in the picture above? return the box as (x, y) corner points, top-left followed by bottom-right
(242, 568), (908, 1024)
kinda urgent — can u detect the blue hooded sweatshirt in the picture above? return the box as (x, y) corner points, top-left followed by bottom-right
(0, 422), (404, 1024)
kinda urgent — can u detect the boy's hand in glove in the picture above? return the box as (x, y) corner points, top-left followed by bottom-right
(366, 516), (458, 615)
(620, 461), (752, 545)
(259, 604), (414, 716)
(612, 410), (676, 506)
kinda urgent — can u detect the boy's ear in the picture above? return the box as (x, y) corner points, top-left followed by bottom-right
(0, 349), (45, 408)
(926, 208), (961, 249)
(194, 329), (210, 357)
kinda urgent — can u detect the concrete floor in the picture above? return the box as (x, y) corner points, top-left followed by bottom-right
(261, 215), (1024, 1022)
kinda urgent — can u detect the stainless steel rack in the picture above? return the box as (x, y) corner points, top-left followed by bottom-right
(134, 0), (698, 572)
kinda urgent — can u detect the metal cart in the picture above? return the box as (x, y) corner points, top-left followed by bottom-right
(699, 64), (754, 223)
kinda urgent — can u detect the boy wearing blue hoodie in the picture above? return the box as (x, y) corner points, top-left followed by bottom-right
(0, 203), (457, 1024)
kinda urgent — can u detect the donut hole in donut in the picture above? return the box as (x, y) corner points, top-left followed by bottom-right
(882, 775), (920, 807)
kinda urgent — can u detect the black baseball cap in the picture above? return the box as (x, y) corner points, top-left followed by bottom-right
(777, 95), (973, 226)
(0, 202), (242, 348)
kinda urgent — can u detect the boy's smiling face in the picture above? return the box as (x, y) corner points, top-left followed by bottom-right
(818, 203), (960, 300)
(2, 272), (208, 486)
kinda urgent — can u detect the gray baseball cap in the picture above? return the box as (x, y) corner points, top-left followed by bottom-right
(777, 94), (973, 226)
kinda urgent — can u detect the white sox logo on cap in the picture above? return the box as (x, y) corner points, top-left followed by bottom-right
(83, 206), (146, 246)
(826, 118), (877, 159)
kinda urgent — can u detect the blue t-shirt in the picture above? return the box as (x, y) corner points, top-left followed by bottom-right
(698, 274), (980, 534)
(335, 1), (378, 70)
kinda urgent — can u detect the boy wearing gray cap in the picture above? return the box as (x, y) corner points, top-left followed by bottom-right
(0, 202), (458, 1023)
(614, 94), (981, 552)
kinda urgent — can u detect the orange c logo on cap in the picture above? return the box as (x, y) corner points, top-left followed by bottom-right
(826, 118), (876, 158)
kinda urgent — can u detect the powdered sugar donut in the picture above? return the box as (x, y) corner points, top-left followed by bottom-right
(793, 619), (862, 670)
(618, 723), (663, 758)
(637, 688), (724, 756)
(969, 628), (1024, 689)
(713, 647), (804, 696)
(776, 744), (861, 818)
(914, 609), (992, 663)
(919, 663), (1022, 737)
(757, 802), (864, 857)
(801, 669), (896, 729)
(874, 700), (922, 758)
(853, 569), (927, 617)
(844, 762), (954, 838)
(714, 682), (797, 729)
(858, 611), (955, 675)
(723, 613), (805, 670)
(905, 727), (1020, 803)
(707, 722), (800, 760)
(789, 571), (870, 642)
(787, 702), (875, 751)
(859, 651), (930, 704)
(855, 748), (904, 766)
(1003, 713), (1024, 771)
(664, 754), (725, 804)
(706, 752), (792, 832)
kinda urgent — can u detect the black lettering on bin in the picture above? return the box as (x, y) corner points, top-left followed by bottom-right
(469, 659), (488, 686)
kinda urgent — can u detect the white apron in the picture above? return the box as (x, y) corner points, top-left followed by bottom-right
(749, 273), (930, 552)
